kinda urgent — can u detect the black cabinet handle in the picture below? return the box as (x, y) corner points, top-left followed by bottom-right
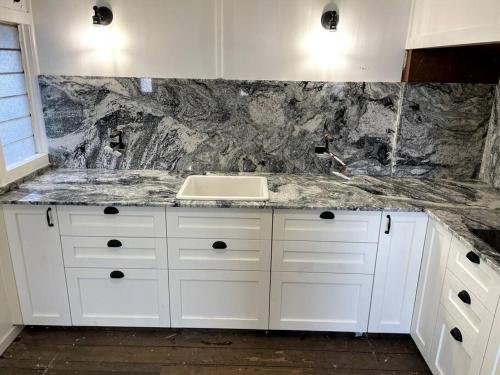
(466, 251), (480, 265)
(385, 215), (392, 234)
(450, 328), (463, 343)
(104, 206), (119, 215)
(212, 241), (227, 250)
(46, 207), (54, 227)
(107, 239), (122, 248)
(320, 211), (335, 220)
(110, 270), (125, 279)
(458, 290), (471, 305)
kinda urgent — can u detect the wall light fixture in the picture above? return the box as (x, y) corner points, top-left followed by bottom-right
(93, 6), (113, 26)
(321, 10), (339, 31)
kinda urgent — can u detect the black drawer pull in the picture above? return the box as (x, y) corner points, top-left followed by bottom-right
(458, 290), (471, 305)
(466, 251), (480, 265)
(212, 241), (227, 250)
(450, 327), (463, 343)
(46, 207), (54, 227)
(385, 215), (392, 234)
(110, 270), (124, 279)
(104, 206), (119, 215)
(107, 239), (122, 248)
(320, 211), (335, 220)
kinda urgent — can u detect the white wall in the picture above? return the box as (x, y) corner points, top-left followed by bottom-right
(32, 0), (411, 82)
(32, 0), (218, 79)
(407, 0), (500, 49)
(222, 0), (411, 82)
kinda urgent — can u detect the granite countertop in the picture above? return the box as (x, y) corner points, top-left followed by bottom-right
(1, 168), (499, 273)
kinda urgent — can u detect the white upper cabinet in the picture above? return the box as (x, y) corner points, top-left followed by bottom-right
(407, 0), (500, 49)
(369, 212), (428, 333)
(3, 205), (71, 325)
(411, 218), (453, 362)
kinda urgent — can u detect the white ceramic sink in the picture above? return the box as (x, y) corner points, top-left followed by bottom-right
(176, 175), (269, 201)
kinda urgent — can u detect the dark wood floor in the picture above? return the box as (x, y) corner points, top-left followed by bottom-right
(0, 327), (432, 375)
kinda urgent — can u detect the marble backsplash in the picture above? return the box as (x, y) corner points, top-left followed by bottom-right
(39, 76), (495, 178)
(480, 84), (500, 189)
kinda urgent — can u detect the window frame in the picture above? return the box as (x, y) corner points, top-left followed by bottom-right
(0, 3), (49, 187)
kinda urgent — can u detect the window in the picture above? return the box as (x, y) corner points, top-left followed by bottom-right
(0, 18), (48, 187)
(0, 23), (37, 168)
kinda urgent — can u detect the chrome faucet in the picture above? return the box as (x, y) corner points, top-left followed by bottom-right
(108, 128), (126, 153)
(315, 134), (350, 180)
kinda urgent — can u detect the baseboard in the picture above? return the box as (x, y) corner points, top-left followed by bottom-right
(0, 325), (23, 355)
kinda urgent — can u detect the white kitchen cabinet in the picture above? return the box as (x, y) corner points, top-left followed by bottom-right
(411, 218), (453, 362)
(3, 205), (71, 325)
(369, 212), (428, 333)
(269, 272), (373, 332)
(168, 238), (271, 271)
(430, 301), (492, 375)
(273, 210), (381, 243)
(61, 236), (168, 269)
(447, 237), (500, 314)
(272, 241), (377, 274)
(167, 208), (272, 240)
(169, 270), (269, 329)
(481, 306), (500, 375)
(58, 206), (166, 238)
(66, 268), (170, 327)
(407, 0), (500, 49)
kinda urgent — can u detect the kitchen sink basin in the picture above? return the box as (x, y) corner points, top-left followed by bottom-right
(176, 175), (269, 201)
(469, 228), (500, 253)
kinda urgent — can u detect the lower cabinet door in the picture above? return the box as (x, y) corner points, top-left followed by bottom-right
(269, 272), (373, 332)
(169, 270), (270, 329)
(66, 268), (170, 327)
(4, 205), (71, 325)
(430, 305), (489, 375)
(369, 212), (428, 333)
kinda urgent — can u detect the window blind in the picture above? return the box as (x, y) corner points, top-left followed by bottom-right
(0, 23), (36, 168)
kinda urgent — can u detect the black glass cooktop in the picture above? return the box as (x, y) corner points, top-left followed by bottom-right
(469, 228), (500, 253)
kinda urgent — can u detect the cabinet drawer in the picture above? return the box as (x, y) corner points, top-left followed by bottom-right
(66, 268), (170, 327)
(62, 237), (168, 269)
(168, 238), (271, 271)
(169, 270), (270, 329)
(441, 270), (493, 339)
(430, 304), (491, 375)
(167, 208), (272, 239)
(58, 206), (166, 237)
(273, 210), (381, 242)
(447, 237), (500, 314)
(272, 241), (377, 273)
(269, 272), (373, 332)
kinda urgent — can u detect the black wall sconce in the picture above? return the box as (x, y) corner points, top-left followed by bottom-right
(93, 6), (113, 26)
(321, 10), (339, 31)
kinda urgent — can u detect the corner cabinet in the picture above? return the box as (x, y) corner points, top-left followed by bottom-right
(369, 212), (428, 333)
(3, 205), (71, 325)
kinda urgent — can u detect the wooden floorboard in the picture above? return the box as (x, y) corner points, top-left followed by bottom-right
(0, 327), (432, 375)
